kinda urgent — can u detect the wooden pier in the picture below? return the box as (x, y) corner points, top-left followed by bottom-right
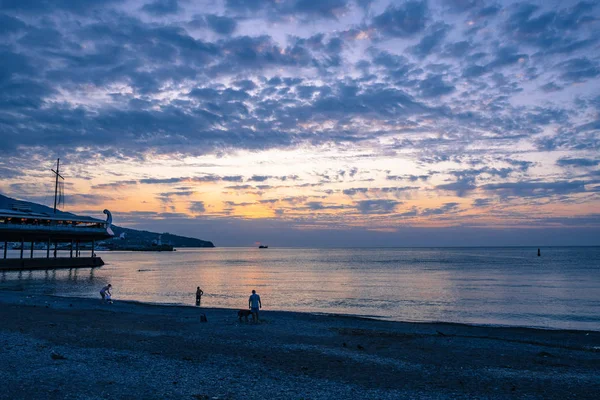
(0, 209), (113, 271)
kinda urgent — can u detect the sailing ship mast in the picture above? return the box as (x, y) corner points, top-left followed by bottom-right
(51, 158), (64, 214)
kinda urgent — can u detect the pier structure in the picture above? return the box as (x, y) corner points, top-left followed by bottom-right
(0, 159), (114, 270)
(0, 209), (113, 270)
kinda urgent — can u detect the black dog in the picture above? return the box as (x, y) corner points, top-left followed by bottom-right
(237, 309), (252, 322)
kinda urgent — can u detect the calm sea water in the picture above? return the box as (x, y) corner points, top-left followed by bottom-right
(1, 247), (599, 331)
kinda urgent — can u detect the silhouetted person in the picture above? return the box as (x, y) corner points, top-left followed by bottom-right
(249, 289), (262, 323)
(100, 284), (111, 302)
(538, 248), (541, 257)
(195, 287), (204, 306)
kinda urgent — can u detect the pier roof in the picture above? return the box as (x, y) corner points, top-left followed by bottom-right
(0, 209), (113, 242)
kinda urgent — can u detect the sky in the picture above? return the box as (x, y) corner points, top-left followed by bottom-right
(0, 0), (599, 247)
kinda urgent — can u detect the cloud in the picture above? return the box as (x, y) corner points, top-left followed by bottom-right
(436, 179), (476, 197)
(0, 0), (120, 15)
(557, 57), (600, 82)
(356, 199), (399, 214)
(486, 46), (529, 70)
(248, 175), (271, 182)
(371, 1), (429, 38)
(342, 187), (369, 196)
(189, 201), (206, 213)
(420, 202), (460, 216)
(442, 0), (481, 13)
(204, 14), (238, 35)
(481, 181), (588, 197)
(0, 14), (27, 35)
(306, 201), (345, 210)
(225, 0), (351, 21)
(504, 2), (598, 53)
(557, 158), (599, 167)
(142, 0), (181, 16)
(472, 198), (492, 208)
(419, 74), (455, 97)
(409, 22), (451, 58)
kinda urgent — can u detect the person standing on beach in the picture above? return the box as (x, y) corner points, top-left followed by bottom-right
(99, 284), (112, 302)
(248, 290), (262, 323)
(195, 287), (204, 306)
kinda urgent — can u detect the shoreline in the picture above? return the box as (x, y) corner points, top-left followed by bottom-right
(2, 283), (598, 333)
(2, 289), (599, 399)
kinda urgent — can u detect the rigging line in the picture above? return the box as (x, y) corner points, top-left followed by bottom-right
(40, 160), (55, 208)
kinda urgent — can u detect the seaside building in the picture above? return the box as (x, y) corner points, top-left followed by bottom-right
(0, 208), (113, 270)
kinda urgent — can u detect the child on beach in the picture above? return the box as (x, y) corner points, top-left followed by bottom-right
(100, 284), (112, 302)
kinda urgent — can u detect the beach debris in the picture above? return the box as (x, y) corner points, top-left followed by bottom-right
(50, 351), (66, 360)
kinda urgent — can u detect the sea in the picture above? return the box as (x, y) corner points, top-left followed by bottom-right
(1, 247), (599, 331)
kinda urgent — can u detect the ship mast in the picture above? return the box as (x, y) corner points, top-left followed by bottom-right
(51, 158), (64, 214)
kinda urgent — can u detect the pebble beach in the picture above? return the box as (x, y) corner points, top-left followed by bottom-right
(1, 290), (599, 400)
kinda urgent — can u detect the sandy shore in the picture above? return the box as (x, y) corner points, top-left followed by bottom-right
(1, 290), (599, 399)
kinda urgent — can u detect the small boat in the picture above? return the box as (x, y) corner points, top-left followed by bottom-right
(258, 245), (268, 249)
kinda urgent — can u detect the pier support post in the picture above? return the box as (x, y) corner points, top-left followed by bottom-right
(54, 241), (57, 258)
(3, 241), (6, 259)
(70, 240), (73, 258)
(76, 241), (79, 258)
(30, 241), (34, 259)
(20, 238), (24, 259)
(47, 239), (50, 258)
(92, 239), (95, 257)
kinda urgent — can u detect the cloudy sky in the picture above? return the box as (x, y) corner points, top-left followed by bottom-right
(1, 0), (599, 247)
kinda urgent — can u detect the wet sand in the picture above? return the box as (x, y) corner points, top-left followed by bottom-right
(1, 290), (599, 399)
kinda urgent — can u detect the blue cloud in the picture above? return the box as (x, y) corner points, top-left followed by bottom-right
(481, 181), (588, 197)
(189, 201), (206, 213)
(409, 22), (451, 58)
(205, 14), (238, 35)
(0, 14), (27, 35)
(557, 57), (600, 82)
(225, 0), (351, 21)
(419, 74), (455, 97)
(0, 0), (119, 15)
(356, 199), (399, 214)
(142, 0), (180, 16)
(420, 202), (460, 216)
(371, 1), (429, 38)
(557, 158), (599, 167)
(342, 187), (369, 196)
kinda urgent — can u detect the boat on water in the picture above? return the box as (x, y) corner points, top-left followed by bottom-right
(258, 245), (268, 249)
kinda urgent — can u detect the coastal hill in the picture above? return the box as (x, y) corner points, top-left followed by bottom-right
(0, 193), (214, 248)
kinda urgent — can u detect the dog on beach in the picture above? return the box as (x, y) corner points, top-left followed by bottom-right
(237, 309), (252, 322)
